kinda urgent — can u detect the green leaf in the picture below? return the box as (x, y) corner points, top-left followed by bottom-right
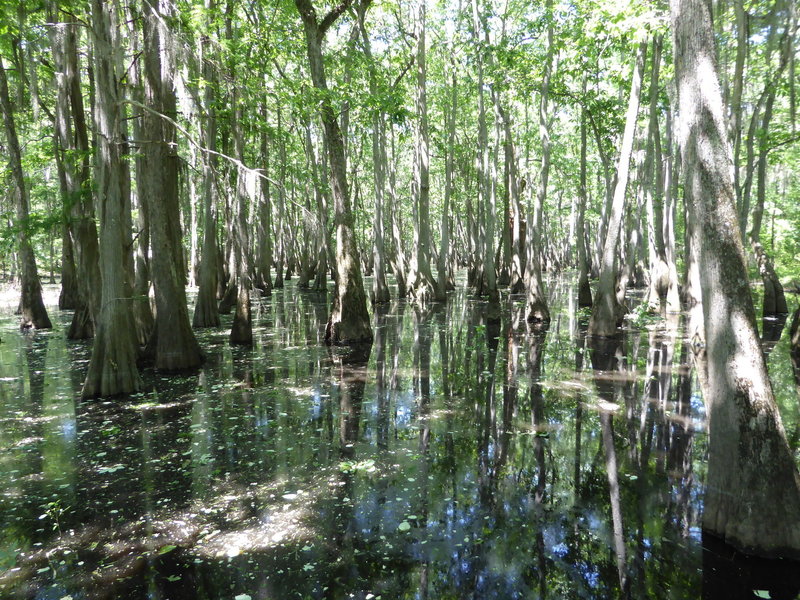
(158, 545), (177, 555)
(398, 521), (411, 532)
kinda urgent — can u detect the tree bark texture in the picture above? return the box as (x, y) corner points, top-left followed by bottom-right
(193, 0), (222, 328)
(0, 56), (52, 330)
(82, 0), (141, 398)
(672, 0), (800, 557)
(141, 0), (203, 369)
(408, 0), (443, 304)
(588, 41), (647, 337)
(295, 0), (372, 345)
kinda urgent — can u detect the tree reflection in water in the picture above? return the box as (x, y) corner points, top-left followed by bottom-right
(0, 281), (798, 599)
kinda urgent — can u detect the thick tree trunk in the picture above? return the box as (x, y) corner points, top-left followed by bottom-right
(588, 41), (647, 337)
(0, 56), (52, 330)
(295, 0), (372, 345)
(141, 0), (203, 370)
(672, 0), (800, 557)
(83, 0), (141, 398)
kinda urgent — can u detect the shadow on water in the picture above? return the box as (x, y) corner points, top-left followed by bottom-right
(0, 278), (799, 598)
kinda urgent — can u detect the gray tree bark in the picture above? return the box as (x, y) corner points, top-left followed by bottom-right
(295, 0), (372, 345)
(0, 56), (52, 330)
(141, 0), (203, 369)
(588, 41), (647, 337)
(82, 0), (141, 398)
(408, 0), (443, 304)
(672, 0), (800, 557)
(193, 0), (221, 328)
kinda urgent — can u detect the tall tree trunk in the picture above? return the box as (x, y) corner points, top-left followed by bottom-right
(497, 98), (526, 295)
(748, 22), (792, 317)
(672, 0), (800, 557)
(193, 0), (221, 328)
(643, 36), (672, 313)
(471, 0), (497, 303)
(730, 0), (747, 222)
(295, 0), (372, 345)
(272, 100), (286, 290)
(255, 99), (274, 296)
(141, 0), (203, 369)
(230, 100), (253, 346)
(127, 3), (155, 346)
(588, 41), (647, 337)
(388, 123), (408, 296)
(408, 0), (442, 304)
(0, 56), (52, 330)
(356, 1), (390, 304)
(83, 0), (141, 398)
(524, 0), (555, 325)
(49, 7), (80, 313)
(577, 78), (592, 308)
(438, 55), (457, 294)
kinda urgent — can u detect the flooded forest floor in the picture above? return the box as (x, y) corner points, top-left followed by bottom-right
(1, 275), (799, 599)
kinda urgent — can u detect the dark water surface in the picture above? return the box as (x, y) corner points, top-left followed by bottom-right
(1, 278), (799, 600)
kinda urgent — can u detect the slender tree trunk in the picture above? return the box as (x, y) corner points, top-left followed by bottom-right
(496, 98), (526, 295)
(127, 4), (155, 346)
(471, 0), (497, 303)
(388, 123), (408, 296)
(49, 9), (80, 313)
(588, 41), (647, 337)
(230, 100), (253, 345)
(731, 0), (747, 221)
(356, 1), (390, 304)
(295, 0), (372, 345)
(0, 57), (52, 330)
(577, 79), (592, 308)
(273, 100), (286, 290)
(141, 0), (203, 369)
(255, 99), (273, 296)
(439, 56), (457, 294)
(748, 26), (791, 316)
(83, 0), (141, 398)
(408, 0), (442, 304)
(193, 0), (221, 328)
(643, 36), (672, 313)
(672, 0), (800, 557)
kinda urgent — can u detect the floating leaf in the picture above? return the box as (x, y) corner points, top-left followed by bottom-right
(234, 595), (252, 600)
(158, 545), (177, 555)
(398, 521), (411, 532)
(753, 592), (771, 599)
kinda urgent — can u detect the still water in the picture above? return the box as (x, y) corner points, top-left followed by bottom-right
(0, 278), (799, 599)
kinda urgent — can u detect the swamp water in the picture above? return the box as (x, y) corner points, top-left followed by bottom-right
(0, 278), (799, 600)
